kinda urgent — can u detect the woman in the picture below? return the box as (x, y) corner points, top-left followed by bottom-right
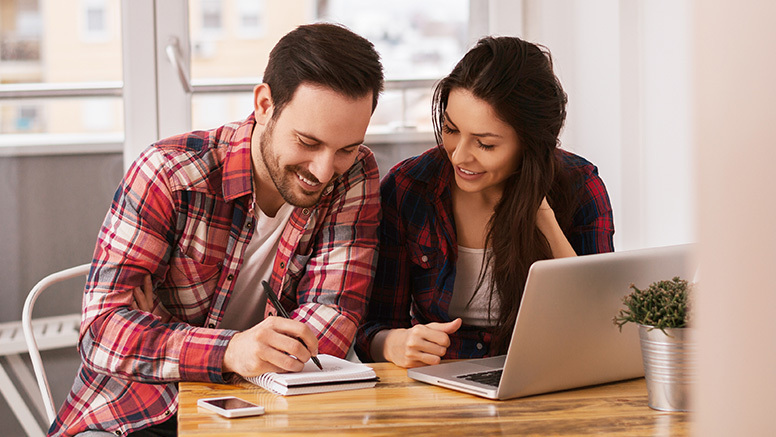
(355, 36), (614, 367)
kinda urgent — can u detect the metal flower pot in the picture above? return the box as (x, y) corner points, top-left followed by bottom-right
(638, 325), (695, 411)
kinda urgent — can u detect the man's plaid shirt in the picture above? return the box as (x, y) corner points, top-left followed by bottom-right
(50, 114), (380, 436)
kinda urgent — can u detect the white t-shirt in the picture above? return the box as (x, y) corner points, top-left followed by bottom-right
(448, 245), (498, 327)
(220, 202), (294, 331)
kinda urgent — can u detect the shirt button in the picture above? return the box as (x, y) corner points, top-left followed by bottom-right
(325, 185), (333, 194)
(165, 410), (171, 416)
(227, 274), (234, 281)
(247, 221), (253, 229)
(279, 261), (285, 269)
(476, 343), (484, 350)
(421, 255), (428, 263)
(302, 208), (310, 215)
(114, 431), (122, 436)
(208, 323), (215, 328)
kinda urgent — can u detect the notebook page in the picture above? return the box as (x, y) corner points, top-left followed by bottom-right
(247, 354), (376, 389)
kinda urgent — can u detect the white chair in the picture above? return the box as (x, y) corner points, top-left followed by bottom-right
(0, 264), (89, 436)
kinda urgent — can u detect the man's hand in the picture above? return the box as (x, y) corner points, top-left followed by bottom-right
(222, 316), (319, 377)
(130, 275), (154, 312)
(378, 318), (462, 368)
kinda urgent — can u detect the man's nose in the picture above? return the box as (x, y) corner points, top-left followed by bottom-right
(307, 151), (336, 185)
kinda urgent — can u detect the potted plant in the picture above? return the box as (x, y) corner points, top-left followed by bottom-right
(613, 276), (694, 412)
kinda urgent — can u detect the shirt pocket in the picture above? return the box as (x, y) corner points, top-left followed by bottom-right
(164, 247), (222, 315)
(406, 241), (438, 269)
(287, 251), (311, 278)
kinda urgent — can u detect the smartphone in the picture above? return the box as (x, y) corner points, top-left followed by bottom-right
(197, 396), (265, 418)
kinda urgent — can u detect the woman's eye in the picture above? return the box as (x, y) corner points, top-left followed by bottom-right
(477, 140), (495, 151)
(442, 124), (458, 134)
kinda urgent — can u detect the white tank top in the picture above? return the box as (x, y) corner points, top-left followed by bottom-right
(449, 245), (499, 327)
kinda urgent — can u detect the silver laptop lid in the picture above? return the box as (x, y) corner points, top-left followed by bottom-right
(495, 243), (696, 399)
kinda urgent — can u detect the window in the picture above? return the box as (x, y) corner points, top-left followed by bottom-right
(0, 0), (123, 154)
(318, 0), (468, 133)
(83, 0), (109, 41)
(200, 0), (223, 35)
(185, 0), (471, 133)
(237, 0), (264, 38)
(16, 105), (40, 131)
(0, 1), (510, 158)
(319, 0), (468, 79)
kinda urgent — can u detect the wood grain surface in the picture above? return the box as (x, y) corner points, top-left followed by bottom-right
(178, 362), (688, 436)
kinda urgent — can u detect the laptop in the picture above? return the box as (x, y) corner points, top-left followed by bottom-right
(407, 244), (696, 400)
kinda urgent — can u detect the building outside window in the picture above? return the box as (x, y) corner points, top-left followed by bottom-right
(1, 0), (472, 145)
(83, 0), (108, 40)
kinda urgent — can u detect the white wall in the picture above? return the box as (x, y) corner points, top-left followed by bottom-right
(522, 1), (776, 433)
(693, 1), (776, 435)
(523, 0), (693, 251)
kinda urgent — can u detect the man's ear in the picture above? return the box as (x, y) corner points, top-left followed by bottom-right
(253, 83), (274, 126)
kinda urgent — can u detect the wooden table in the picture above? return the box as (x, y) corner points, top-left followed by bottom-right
(178, 363), (689, 436)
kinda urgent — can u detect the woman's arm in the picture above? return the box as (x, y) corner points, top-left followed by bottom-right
(537, 197), (577, 258)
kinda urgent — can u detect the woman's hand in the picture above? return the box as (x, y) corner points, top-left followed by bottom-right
(536, 197), (577, 258)
(130, 275), (155, 312)
(373, 319), (463, 368)
(536, 196), (556, 228)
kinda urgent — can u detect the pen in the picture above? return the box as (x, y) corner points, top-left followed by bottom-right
(261, 280), (323, 370)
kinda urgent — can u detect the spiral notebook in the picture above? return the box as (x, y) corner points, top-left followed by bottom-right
(245, 354), (378, 396)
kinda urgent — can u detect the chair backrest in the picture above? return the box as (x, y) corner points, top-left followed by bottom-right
(22, 263), (90, 424)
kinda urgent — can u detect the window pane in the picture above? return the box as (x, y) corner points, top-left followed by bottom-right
(237, 0), (264, 37)
(189, 0), (310, 130)
(319, 0), (468, 79)
(0, 97), (122, 134)
(86, 7), (106, 33)
(190, 0), (306, 81)
(0, 0), (123, 139)
(189, 0), (469, 133)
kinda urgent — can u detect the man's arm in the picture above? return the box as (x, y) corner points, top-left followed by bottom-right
(354, 167), (415, 362)
(80, 146), (235, 384)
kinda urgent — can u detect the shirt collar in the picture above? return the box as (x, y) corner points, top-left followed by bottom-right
(221, 113), (256, 202)
(408, 145), (453, 197)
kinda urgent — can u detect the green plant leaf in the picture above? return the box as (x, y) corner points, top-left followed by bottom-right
(613, 276), (691, 333)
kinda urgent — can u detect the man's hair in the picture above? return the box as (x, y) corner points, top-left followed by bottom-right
(263, 23), (384, 117)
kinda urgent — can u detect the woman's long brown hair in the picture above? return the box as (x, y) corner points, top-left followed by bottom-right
(432, 36), (575, 354)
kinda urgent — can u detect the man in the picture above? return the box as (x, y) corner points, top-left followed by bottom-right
(51, 23), (383, 436)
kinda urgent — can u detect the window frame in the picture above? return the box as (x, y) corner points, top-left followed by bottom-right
(0, 0), (520, 163)
(120, 0), (520, 167)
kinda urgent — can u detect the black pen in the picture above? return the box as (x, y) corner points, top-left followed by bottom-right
(261, 280), (323, 370)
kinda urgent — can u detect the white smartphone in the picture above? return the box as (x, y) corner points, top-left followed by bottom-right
(197, 396), (265, 418)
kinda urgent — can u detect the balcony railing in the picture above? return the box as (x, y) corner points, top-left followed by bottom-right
(0, 78), (438, 99)
(0, 78), (437, 156)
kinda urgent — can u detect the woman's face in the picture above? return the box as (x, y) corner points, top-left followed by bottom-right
(442, 88), (522, 197)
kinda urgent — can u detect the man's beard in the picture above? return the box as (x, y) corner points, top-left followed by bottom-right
(259, 120), (329, 208)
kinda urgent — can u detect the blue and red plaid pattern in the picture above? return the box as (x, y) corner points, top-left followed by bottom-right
(355, 146), (614, 362)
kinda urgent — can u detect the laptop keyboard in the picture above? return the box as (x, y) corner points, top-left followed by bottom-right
(457, 369), (503, 387)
